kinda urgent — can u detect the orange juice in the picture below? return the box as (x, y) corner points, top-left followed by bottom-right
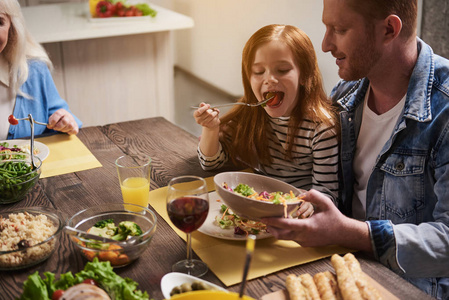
(120, 177), (150, 210)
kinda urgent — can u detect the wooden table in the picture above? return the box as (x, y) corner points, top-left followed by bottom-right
(0, 117), (432, 300)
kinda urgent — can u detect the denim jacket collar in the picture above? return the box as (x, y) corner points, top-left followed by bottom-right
(337, 38), (433, 123)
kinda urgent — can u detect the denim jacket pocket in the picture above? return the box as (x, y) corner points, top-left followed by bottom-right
(379, 152), (426, 223)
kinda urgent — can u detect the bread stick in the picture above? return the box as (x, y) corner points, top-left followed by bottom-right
(343, 253), (382, 300)
(299, 273), (321, 300)
(286, 274), (307, 300)
(331, 254), (363, 300)
(314, 271), (342, 300)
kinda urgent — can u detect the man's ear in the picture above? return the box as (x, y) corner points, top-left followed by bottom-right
(383, 15), (402, 44)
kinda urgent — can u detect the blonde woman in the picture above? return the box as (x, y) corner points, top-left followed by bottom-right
(0, 0), (81, 140)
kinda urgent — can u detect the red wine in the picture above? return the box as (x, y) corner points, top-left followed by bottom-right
(167, 197), (209, 233)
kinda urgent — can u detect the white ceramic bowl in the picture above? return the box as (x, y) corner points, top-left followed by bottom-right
(214, 172), (306, 220)
(161, 272), (227, 299)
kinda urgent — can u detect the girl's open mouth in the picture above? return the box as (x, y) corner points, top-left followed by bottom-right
(263, 91), (284, 107)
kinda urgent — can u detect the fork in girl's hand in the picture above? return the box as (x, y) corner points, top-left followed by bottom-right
(190, 95), (275, 109)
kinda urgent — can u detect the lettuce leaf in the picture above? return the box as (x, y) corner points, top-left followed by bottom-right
(234, 184), (255, 197)
(134, 3), (157, 17)
(19, 271), (50, 300)
(20, 258), (150, 300)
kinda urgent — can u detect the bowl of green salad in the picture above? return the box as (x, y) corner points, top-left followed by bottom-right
(0, 152), (42, 204)
(66, 203), (157, 268)
(214, 172), (307, 220)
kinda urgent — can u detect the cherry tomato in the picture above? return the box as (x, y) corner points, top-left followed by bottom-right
(96, 1), (114, 18)
(125, 8), (135, 17)
(52, 289), (64, 300)
(116, 8), (126, 17)
(8, 114), (18, 125)
(115, 1), (123, 10)
(82, 278), (98, 286)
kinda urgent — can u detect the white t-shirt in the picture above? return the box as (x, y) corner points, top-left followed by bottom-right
(352, 86), (406, 220)
(0, 55), (14, 140)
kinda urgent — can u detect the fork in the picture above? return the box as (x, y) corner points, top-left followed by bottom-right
(190, 95), (274, 109)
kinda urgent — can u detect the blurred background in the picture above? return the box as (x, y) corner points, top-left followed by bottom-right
(19, 0), (448, 136)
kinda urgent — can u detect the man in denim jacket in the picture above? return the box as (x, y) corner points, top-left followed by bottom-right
(262, 0), (449, 298)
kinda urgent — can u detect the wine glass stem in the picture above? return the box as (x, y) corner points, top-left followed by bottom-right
(186, 233), (194, 269)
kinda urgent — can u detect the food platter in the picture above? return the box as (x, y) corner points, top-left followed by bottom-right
(198, 191), (273, 241)
(87, 15), (154, 24)
(0, 139), (50, 161)
(160, 272), (227, 299)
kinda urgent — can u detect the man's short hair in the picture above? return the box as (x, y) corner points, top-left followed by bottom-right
(347, 0), (418, 39)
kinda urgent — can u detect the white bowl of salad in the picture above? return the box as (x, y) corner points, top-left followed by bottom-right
(213, 172), (306, 221)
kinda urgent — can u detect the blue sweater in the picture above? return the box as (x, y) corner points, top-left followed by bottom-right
(7, 60), (82, 139)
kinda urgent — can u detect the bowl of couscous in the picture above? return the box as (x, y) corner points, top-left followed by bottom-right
(0, 206), (64, 270)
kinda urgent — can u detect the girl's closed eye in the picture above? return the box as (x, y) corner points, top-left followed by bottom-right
(252, 68), (265, 75)
(278, 68), (292, 74)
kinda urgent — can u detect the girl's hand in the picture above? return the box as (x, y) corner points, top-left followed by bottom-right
(296, 201), (314, 219)
(193, 103), (220, 129)
(47, 109), (79, 135)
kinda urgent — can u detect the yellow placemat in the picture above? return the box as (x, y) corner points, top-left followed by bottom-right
(36, 135), (102, 178)
(149, 176), (350, 286)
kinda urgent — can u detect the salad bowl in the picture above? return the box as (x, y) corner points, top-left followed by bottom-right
(213, 172), (306, 221)
(66, 203), (157, 268)
(0, 153), (42, 204)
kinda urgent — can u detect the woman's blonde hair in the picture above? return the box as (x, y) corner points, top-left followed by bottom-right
(0, 0), (51, 96)
(219, 24), (337, 166)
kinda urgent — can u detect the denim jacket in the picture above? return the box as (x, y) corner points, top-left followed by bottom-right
(7, 60), (82, 139)
(331, 38), (449, 299)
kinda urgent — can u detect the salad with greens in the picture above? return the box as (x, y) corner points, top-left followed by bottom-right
(20, 258), (151, 300)
(224, 183), (305, 205)
(216, 203), (267, 235)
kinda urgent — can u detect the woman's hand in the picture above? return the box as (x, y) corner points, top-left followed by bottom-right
(193, 103), (220, 129)
(47, 109), (79, 135)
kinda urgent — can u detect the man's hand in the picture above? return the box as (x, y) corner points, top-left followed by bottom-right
(47, 109), (79, 135)
(262, 189), (373, 252)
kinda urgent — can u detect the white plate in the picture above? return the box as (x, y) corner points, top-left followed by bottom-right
(0, 139), (50, 161)
(88, 15), (153, 24)
(198, 191), (273, 241)
(161, 272), (227, 299)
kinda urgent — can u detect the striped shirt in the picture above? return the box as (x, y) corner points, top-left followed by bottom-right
(198, 116), (339, 201)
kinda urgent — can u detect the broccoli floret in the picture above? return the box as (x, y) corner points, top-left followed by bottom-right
(234, 184), (255, 197)
(111, 221), (143, 241)
(94, 219), (115, 228)
(89, 220), (118, 238)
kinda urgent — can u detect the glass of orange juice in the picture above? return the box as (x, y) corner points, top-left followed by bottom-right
(115, 155), (151, 211)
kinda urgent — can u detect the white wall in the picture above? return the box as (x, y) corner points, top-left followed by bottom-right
(153, 0), (423, 97)
(151, 0), (340, 97)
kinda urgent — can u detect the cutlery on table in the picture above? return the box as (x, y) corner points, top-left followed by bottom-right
(190, 95), (275, 109)
(239, 234), (256, 298)
(8, 114), (48, 126)
(8, 114), (48, 170)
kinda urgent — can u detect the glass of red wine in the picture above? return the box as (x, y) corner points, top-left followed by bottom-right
(166, 176), (209, 277)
